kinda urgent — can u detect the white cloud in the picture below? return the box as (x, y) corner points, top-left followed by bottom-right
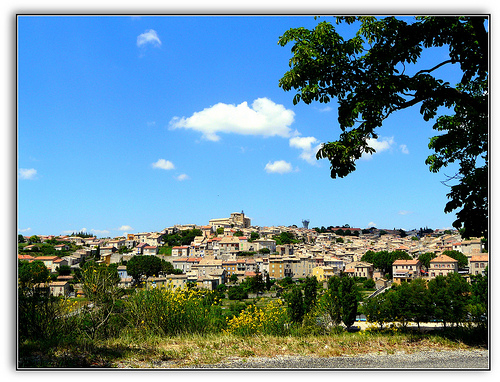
(18, 227), (31, 233)
(137, 29), (162, 47)
(400, 144), (409, 154)
(118, 225), (133, 231)
(289, 136), (322, 164)
(152, 159), (175, 170)
(317, 106), (332, 112)
(264, 160), (293, 174)
(19, 168), (37, 180)
(176, 174), (189, 181)
(91, 229), (110, 236)
(170, 98), (295, 142)
(361, 137), (395, 160)
(367, 222), (377, 227)
(398, 210), (413, 216)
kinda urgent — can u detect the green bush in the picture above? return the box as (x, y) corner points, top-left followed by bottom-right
(125, 286), (225, 336)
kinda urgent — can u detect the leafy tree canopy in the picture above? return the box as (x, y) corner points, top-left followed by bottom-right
(361, 249), (412, 276)
(162, 229), (203, 247)
(273, 231), (300, 245)
(279, 16), (488, 239)
(126, 255), (174, 284)
(441, 249), (469, 268)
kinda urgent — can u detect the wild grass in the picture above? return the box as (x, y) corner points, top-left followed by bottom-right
(18, 286), (487, 368)
(19, 329), (479, 368)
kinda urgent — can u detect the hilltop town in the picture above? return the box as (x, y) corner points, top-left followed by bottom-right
(18, 211), (488, 297)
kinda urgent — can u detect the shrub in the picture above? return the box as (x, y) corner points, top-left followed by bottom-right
(125, 285), (224, 336)
(224, 300), (289, 336)
(227, 285), (248, 300)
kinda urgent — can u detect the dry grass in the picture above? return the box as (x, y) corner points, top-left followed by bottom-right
(103, 331), (473, 368)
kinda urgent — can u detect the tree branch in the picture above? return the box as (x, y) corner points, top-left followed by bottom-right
(415, 59), (454, 76)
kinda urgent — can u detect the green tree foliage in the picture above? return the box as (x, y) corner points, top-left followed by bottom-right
(126, 255), (175, 285)
(57, 264), (72, 276)
(227, 285), (248, 300)
(71, 231), (95, 238)
(339, 276), (359, 327)
(361, 250), (412, 277)
(162, 229), (203, 247)
(18, 234), (26, 243)
(242, 272), (265, 294)
(365, 275), (475, 330)
(279, 16), (488, 239)
(18, 260), (50, 290)
(233, 230), (244, 237)
(229, 273), (239, 283)
(418, 252), (437, 269)
(248, 231), (260, 242)
(363, 289), (397, 329)
(79, 261), (122, 339)
(303, 276), (318, 314)
(407, 278), (432, 329)
(427, 273), (470, 328)
(322, 276), (342, 326)
(273, 231), (300, 245)
(18, 261), (66, 342)
(468, 267), (488, 328)
(441, 250), (469, 268)
(265, 271), (272, 291)
(362, 278), (376, 289)
(28, 235), (41, 244)
(287, 286), (305, 323)
(321, 275), (359, 328)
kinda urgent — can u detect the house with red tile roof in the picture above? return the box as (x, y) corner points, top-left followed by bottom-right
(392, 259), (422, 284)
(469, 254), (488, 276)
(428, 254), (458, 279)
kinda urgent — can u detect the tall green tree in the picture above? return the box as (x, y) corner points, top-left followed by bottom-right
(79, 261), (122, 339)
(126, 255), (169, 285)
(323, 275), (342, 326)
(287, 286), (305, 324)
(339, 276), (359, 328)
(427, 275), (453, 328)
(407, 278), (432, 329)
(303, 276), (318, 314)
(363, 289), (398, 329)
(18, 260), (64, 342)
(279, 16), (488, 239)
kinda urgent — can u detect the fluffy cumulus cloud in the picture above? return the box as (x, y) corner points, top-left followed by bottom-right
(137, 29), (162, 47)
(361, 137), (395, 160)
(264, 160), (293, 174)
(289, 136), (322, 164)
(176, 174), (189, 181)
(19, 227), (31, 233)
(169, 98), (295, 142)
(19, 168), (37, 180)
(400, 144), (410, 154)
(152, 159), (175, 170)
(90, 229), (110, 236)
(118, 225), (133, 231)
(367, 222), (377, 227)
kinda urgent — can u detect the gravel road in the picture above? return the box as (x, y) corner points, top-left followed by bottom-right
(184, 349), (489, 369)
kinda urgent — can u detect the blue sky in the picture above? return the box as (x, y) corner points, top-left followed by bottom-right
(17, 15), (469, 237)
